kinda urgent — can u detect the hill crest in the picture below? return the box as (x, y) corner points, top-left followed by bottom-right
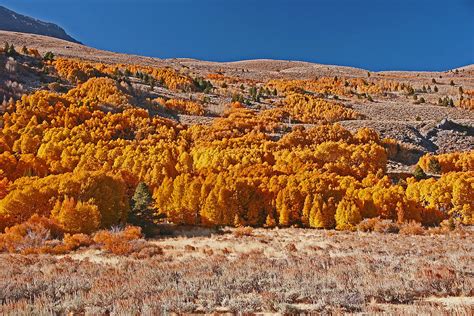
(0, 5), (80, 44)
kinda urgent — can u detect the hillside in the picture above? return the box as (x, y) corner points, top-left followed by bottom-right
(0, 29), (473, 314)
(0, 6), (80, 44)
(0, 27), (473, 218)
(1, 30), (473, 158)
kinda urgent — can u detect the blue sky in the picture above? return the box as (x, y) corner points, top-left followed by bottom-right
(1, 0), (473, 71)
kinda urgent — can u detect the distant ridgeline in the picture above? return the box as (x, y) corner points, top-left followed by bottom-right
(0, 5), (80, 44)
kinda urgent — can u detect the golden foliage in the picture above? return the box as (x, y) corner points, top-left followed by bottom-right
(55, 58), (103, 83)
(153, 97), (204, 115)
(266, 77), (412, 97)
(418, 151), (474, 173)
(0, 214), (142, 254)
(283, 92), (362, 123)
(0, 215), (64, 254)
(458, 98), (474, 110)
(406, 172), (473, 224)
(459, 90), (474, 110)
(0, 56), (470, 240)
(121, 64), (196, 91)
(51, 197), (101, 234)
(55, 58), (196, 91)
(93, 226), (142, 255)
(66, 77), (133, 109)
(0, 171), (129, 228)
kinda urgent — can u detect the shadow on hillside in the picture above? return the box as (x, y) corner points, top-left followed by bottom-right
(148, 223), (226, 239)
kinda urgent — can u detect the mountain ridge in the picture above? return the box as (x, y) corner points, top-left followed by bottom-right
(0, 5), (80, 44)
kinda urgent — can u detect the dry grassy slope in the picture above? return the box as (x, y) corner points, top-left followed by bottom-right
(179, 58), (371, 80)
(7, 30), (470, 80)
(0, 31), (367, 82)
(0, 31), (172, 67)
(2, 30), (473, 82)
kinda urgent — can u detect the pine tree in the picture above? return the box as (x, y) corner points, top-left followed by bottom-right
(413, 165), (427, 180)
(249, 86), (258, 101)
(129, 182), (154, 234)
(7, 44), (17, 57)
(43, 51), (55, 62)
(428, 158), (441, 174)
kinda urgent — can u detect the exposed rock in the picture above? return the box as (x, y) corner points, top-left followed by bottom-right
(435, 118), (473, 133)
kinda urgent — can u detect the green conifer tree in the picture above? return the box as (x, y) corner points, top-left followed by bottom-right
(129, 182), (155, 234)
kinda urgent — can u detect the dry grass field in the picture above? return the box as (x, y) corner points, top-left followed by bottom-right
(1, 227), (473, 315)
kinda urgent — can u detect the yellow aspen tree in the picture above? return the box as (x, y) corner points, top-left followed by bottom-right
(184, 178), (202, 225)
(168, 174), (187, 223)
(153, 176), (173, 215)
(335, 198), (362, 230)
(310, 195), (336, 229)
(217, 186), (234, 225)
(265, 213), (277, 228)
(277, 190), (290, 226)
(51, 197), (101, 234)
(200, 188), (219, 226)
(302, 194), (312, 227)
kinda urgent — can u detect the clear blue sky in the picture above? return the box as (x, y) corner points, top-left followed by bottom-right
(1, 0), (473, 71)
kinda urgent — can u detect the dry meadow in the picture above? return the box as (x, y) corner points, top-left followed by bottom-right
(1, 227), (473, 315)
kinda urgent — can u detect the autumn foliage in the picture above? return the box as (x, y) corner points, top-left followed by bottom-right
(282, 92), (362, 123)
(266, 77), (414, 98)
(153, 97), (205, 116)
(0, 52), (472, 254)
(418, 151), (474, 173)
(0, 214), (143, 255)
(459, 90), (474, 110)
